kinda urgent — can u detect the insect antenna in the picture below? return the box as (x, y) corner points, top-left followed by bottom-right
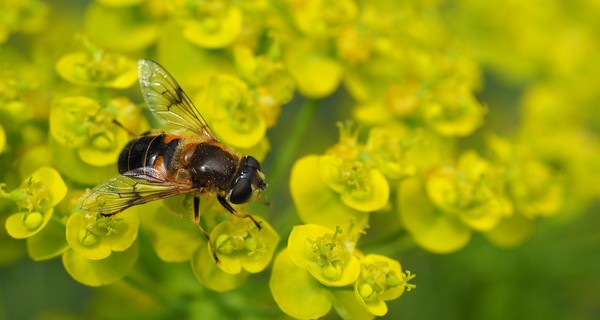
(255, 195), (272, 207)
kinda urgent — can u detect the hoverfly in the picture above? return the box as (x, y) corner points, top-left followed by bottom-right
(78, 59), (267, 263)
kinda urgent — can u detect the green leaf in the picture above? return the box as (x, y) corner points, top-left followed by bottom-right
(62, 241), (139, 287)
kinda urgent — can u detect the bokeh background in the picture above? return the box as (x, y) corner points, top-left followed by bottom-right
(1, 0), (600, 319)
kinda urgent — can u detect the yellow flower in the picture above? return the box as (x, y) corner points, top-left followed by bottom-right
(423, 85), (485, 137)
(50, 96), (142, 167)
(56, 47), (137, 88)
(427, 151), (510, 231)
(398, 176), (472, 253)
(288, 224), (360, 287)
(175, 0), (243, 49)
(210, 216), (279, 275)
(65, 207), (140, 260)
(354, 255), (416, 316)
(84, 2), (158, 52)
(290, 154), (370, 233)
(2, 167), (67, 240)
(0, 124), (5, 154)
(0, 0), (48, 43)
(287, 0), (357, 38)
(482, 134), (564, 247)
(198, 74), (266, 149)
(399, 151), (512, 253)
(234, 46), (295, 128)
(270, 248), (333, 319)
(366, 124), (418, 180)
(284, 39), (343, 98)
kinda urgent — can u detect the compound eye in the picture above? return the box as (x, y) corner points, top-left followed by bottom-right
(245, 156), (261, 171)
(229, 178), (252, 204)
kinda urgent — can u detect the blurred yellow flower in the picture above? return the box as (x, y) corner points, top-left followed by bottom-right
(56, 49), (137, 88)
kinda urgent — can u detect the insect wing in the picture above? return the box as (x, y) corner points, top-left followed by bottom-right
(78, 167), (194, 215)
(138, 59), (218, 140)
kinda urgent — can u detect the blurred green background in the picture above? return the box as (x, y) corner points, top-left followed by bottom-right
(2, 0), (600, 319)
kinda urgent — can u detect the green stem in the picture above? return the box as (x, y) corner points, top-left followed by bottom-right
(50, 214), (66, 226)
(360, 229), (416, 256)
(96, 87), (109, 107)
(271, 203), (301, 237)
(268, 98), (318, 192)
(0, 292), (6, 320)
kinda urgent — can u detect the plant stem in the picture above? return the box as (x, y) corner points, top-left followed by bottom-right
(267, 98), (318, 201)
(360, 229), (417, 256)
(50, 214), (66, 226)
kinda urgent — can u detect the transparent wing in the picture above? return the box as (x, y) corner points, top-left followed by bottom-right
(78, 167), (195, 215)
(138, 59), (218, 140)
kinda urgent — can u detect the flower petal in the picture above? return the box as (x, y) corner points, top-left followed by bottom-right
(270, 249), (332, 319)
(62, 241), (139, 287)
(288, 224), (360, 287)
(27, 218), (69, 261)
(291, 155), (369, 232)
(5, 209), (54, 239)
(398, 178), (471, 253)
(191, 243), (249, 292)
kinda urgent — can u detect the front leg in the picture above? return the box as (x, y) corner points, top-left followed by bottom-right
(217, 195), (262, 230)
(193, 195), (219, 263)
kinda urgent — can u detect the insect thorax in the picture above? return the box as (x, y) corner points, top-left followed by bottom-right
(188, 142), (239, 191)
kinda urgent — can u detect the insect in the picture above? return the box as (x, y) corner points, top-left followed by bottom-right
(78, 59), (267, 263)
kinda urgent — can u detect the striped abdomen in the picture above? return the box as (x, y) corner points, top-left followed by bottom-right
(118, 133), (181, 174)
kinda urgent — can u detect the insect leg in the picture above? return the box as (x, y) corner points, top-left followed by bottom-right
(194, 195), (219, 263)
(216, 195), (262, 230)
(112, 119), (136, 137)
